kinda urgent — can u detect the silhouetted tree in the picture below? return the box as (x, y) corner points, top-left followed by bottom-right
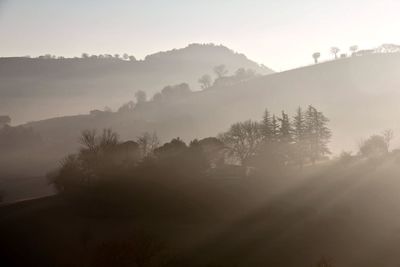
(261, 109), (273, 140)
(330, 47), (340, 59)
(135, 90), (147, 103)
(50, 129), (142, 193)
(293, 107), (306, 142)
(219, 120), (262, 165)
(81, 53), (89, 59)
(278, 111), (292, 144)
(137, 132), (160, 157)
(312, 52), (321, 64)
(198, 74), (213, 90)
(271, 115), (280, 142)
(305, 106), (331, 163)
(292, 107), (307, 166)
(154, 138), (186, 158)
(128, 55), (136, 61)
(213, 64), (228, 78)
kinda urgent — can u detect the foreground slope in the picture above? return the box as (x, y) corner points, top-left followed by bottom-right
(1, 155), (400, 267)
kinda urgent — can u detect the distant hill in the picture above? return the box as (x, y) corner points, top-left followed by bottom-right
(0, 43), (272, 124)
(25, 52), (400, 154)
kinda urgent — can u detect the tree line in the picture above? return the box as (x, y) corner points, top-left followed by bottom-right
(313, 43), (400, 64)
(220, 105), (331, 168)
(49, 105), (331, 195)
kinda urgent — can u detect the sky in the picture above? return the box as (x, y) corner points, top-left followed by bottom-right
(0, 0), (399, 70)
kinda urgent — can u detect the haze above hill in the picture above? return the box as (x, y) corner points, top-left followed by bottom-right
(0, 43), (272, 124)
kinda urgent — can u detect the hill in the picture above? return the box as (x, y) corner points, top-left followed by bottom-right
(26, 52), (400, 153)
(2, 52), (400, 202)
(0, 43), (272, 124)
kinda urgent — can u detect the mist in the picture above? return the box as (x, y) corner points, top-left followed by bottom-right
(1, 1), (400, 267)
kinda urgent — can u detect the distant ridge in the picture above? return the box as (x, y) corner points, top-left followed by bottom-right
(0, 43), (272, 124)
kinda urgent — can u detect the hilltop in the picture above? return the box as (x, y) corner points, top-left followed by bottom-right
(0, 43), (272, 124)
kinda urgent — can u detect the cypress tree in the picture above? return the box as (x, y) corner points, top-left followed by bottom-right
(292, 107), (306, 166)
(271, 114), (280, 142)
(261, 108), (273, 141)
(305, 105), (331, 163)
(278, 111), (292, 144)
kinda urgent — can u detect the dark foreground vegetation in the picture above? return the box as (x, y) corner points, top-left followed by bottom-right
(1, 106), (399, 267)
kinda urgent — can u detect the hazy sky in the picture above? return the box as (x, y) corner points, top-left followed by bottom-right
(0, 0), (399, 70)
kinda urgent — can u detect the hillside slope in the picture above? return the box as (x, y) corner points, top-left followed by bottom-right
(2, 156), (400, 267)
(27, 52), (400, 153)
(0, 43), (272, 124)
(2, 53), (400, 201)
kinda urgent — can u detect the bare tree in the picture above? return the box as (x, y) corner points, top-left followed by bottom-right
(198, 74), (212, 90)
(213, 64), (228, 78)
(312, 52), (321, 64)
(79, 128), (119, 153)
(79, 129), (98, 152)
(330, 47), (340, 59)
(137, 132), (160, 157)
(219, 120), (262, 165)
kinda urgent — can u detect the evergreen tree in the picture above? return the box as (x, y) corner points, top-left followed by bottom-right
(305, 105), (331, 163)
(271, 114), (280, 142)
(261, 109), (273, 140)
(292, 107), (307, 166)
(293, 107), (305, 142)
(278, 111), (292, 143)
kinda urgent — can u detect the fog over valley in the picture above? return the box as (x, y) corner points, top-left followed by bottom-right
(1, 1), (400, 267)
